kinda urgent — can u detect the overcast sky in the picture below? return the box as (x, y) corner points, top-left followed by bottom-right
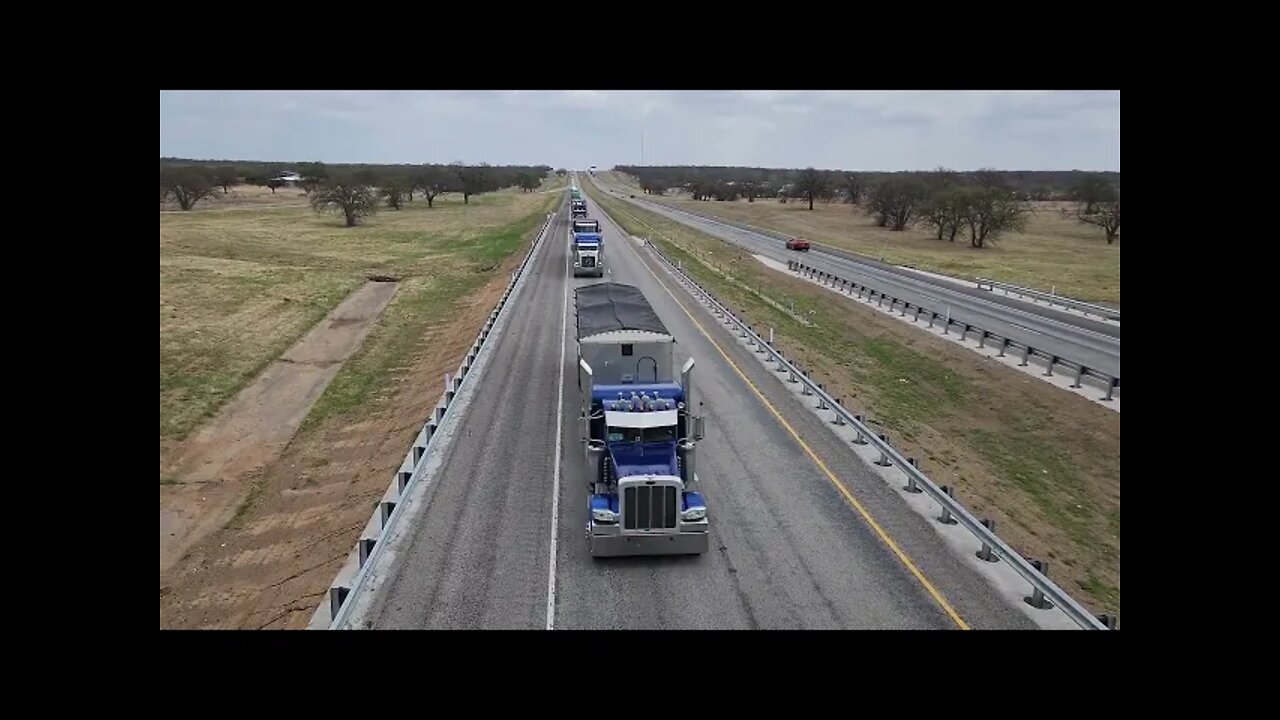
(159, 90), (1120, 172)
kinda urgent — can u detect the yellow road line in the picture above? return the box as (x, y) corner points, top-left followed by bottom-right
(614, 215), (971, 630)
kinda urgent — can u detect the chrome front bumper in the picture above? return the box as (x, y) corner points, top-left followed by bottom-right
(586, 521), (709, 557)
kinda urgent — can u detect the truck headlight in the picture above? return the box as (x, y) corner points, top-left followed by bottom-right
(592, 508), (617, 523)
(681, 507), (706, 522)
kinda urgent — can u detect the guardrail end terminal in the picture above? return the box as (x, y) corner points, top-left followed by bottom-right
(1097, 613), (1118, 630)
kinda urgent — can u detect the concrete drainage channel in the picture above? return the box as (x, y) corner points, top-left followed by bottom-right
(308, 206), (561, 630)
(631, 236), (1117, 630)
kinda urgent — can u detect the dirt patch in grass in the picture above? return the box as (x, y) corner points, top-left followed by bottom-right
(600, 171), (1120, 304)
(159, 280), (400, 575)
(587, 180), (1120, 618)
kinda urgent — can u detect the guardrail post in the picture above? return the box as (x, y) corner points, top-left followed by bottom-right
(913, 307), (921, 322)
(1071, 365), (1085, 389)
(876, 435), (892, 466)
(398, 470), (413, 494)
(1020, 345), (1031, 367)
(877, 294), (885, 308)
(856, 285), (864, 299)
(899, 302), (907, 317)
(937, 486), (958, 524)
(1102, 378), (1117, 402)
(1024, 560), (1053, 609)
(792, 369), (801, 385)
(978, 330), (987, 348)
(998, 338), (1008, 357)
(928, 312), (936, 328)
(1044, 357), (1057, 376)
(852, 416), (868, 445)
(816, 386), (828, 409)
(942, 318), (949, 335)
(379, 501), (396, 527)
(329, 586), (350, 619)
(976, 519), (998, 561)
(835, 402), (846, 425)
(358, 537), (376, 567)
(903, 458), (922, 493)
(1096, 614), (1118, 630)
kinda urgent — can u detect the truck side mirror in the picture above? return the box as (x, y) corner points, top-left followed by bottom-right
(693, 416), (705, 441)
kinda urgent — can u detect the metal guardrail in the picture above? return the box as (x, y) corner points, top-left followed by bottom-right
(787, 260), (1120, 402)
(309, 202), (562, 630)
(975, 278), (1120, 322)
(635, 237), (1116, 631)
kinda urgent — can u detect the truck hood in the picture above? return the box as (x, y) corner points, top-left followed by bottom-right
(608, 441), (678, 479)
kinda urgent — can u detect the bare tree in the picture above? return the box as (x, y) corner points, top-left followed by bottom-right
(413, 166), (453, 208)
(212, 166), (240, 194)
(866, 177), (927, 231)
(379, 177), (410, 209)
(310, 180), (379, 226)
(1077, 201), (1121, 244)
(160, 167), (219, 211)
(959, 186), (1031, 248)
(793, 167), (831, 210)
(1071, 174), (1118, 214)
(266, 178), (285, 194)
(842, 173), (865, 204)
(451, 162), (493, 204)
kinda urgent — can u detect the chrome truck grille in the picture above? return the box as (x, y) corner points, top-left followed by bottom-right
(582, 256), (595, 267)
(623, 484), (678, 530)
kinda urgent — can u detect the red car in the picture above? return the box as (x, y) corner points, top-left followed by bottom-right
(785, 237), (810, 251)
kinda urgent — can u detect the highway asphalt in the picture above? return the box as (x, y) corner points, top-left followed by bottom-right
(594, 179), (1121, 382)
(359, 183), (1039, 630)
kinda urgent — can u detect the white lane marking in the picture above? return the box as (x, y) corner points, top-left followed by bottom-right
(545, 215), (569, 631)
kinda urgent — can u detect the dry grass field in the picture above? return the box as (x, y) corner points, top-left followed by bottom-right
(160, 180), (562, 628)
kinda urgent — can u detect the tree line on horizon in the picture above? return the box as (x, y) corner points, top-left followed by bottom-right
(614, 164), (1120, 246)
(159, 159), (555, 225)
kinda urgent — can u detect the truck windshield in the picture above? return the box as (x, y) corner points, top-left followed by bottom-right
(607, 425), (677, 443)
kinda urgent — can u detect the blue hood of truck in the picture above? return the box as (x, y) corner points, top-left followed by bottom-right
(573, 232), (602, 245)
(591, 383), (684, 406)
(608, 440), (679, 479)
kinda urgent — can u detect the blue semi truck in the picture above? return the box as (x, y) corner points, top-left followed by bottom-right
(570, 218), (603, 277)
(575, 282), (708, 557)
